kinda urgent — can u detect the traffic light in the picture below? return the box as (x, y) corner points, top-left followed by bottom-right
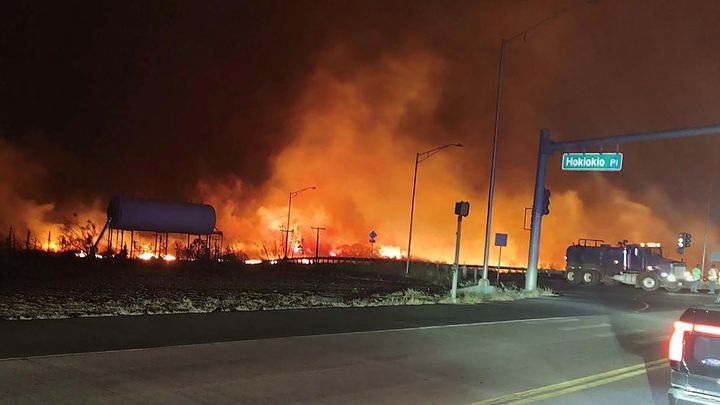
(677, 232), (691, 254)
(542, 188), (551, 216)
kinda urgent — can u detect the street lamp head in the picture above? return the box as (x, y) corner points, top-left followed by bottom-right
(290, 186), (317, 197)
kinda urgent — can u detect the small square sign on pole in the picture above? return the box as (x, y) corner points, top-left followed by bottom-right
(710, 252), (720, 262)
(454, 201), (470, 217)
(494, 233), (507, 247)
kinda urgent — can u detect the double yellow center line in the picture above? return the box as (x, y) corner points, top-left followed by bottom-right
(472, 359), (666, 404)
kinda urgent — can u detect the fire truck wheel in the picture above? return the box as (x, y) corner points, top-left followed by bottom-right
(581, 270), (600, 286)
(638, 273), (659, 291)
(664, 281), (682, 293)
(566, 269), (582, 285)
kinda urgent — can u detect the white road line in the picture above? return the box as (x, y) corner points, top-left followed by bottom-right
(522, 318), (579, 324)
(632, 336), (667, 345)
(594, 329), (649, 339)
(287, 316), (585, 337)
(0, 315), (582, 362)
(559, 323), (611, 331)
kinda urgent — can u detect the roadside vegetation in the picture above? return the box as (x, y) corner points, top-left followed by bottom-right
(0, 285), (555, 320)
(0, 255), (555, 320)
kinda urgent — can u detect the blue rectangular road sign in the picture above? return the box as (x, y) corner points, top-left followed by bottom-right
(495, 233), (507, 247)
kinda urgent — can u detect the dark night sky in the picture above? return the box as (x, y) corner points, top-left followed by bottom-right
(2, 0), (720, 262)
(1, 1), (333, 200)
(0, 1), (474, 198)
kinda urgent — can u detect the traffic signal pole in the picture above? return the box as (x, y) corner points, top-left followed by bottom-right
(526, 129), (552, 292)
(526, 124), (720, 292)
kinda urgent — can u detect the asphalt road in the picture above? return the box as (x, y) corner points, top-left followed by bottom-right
(1, 280), (718, 404)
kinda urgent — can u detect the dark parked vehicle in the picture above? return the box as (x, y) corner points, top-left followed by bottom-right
(669, 306), (720, 404)
(565, 239), (686, 292)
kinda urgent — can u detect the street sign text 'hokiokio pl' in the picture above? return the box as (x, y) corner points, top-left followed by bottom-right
(561, 152), (623, 172)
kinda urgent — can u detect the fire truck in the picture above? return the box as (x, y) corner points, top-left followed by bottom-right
(565, 239), (687, 292)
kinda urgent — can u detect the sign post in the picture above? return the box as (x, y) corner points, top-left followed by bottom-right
(451, 202), (470, 303)
(369, 230), (377, 257)
(494, 233), (507, 284)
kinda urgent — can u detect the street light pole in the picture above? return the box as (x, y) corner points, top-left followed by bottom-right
(479, 1), (593, 286)
(405, 153), (420, 276)
(284, 193), (292, 259)
(702, 175), (715, 271)
(283, 186), (316, 260)
(405, 143), (463, 277)
(481, 38), (506, 285)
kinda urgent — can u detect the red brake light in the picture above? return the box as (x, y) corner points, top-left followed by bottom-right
(670, 321), (692, 362)
(669, 320), (720, 362)
(693, 323), (720, 336)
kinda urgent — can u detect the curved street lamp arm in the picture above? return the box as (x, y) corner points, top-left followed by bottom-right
(417, 143), (463, 163)
(290, 186), (317, 198)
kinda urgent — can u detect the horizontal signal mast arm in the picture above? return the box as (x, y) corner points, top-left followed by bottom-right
(548, 124), (720, 153)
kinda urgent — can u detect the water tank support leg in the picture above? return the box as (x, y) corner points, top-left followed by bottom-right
(91, 220), (111, 256)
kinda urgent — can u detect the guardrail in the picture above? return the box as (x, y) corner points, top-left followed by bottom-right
(280, 257), (564, 276)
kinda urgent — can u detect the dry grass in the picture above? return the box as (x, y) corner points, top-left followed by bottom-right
(441, 284), (556, 304)
(0, 285), (555, 320)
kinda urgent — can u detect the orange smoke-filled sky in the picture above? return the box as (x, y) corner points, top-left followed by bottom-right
(1, 0), (720, 266)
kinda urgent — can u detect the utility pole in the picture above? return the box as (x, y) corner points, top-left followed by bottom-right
(311, 226), (325, 259)
(526, 124), (720, 292)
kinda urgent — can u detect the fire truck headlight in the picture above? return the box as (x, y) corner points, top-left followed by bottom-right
(647, 266), (654, 271)
(661, 272), (668, 278)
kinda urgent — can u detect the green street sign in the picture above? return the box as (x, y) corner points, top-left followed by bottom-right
(561, 152), (623, 172)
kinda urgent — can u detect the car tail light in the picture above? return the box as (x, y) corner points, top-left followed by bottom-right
(669, 320), (720, 364)
(670, 321), (692, 362)
(693, 323), (720, 336)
